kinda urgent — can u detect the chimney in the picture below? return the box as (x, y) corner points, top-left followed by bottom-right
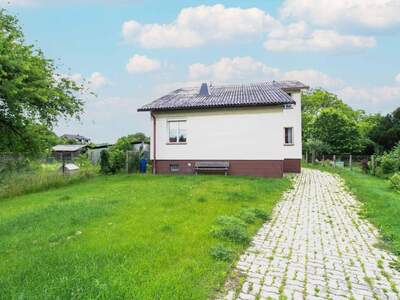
(199, 82), (210, 96)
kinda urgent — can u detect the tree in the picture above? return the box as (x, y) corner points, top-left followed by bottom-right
(369, 107), (400, 152)
(313, 108), (362, 154)
(0, 10), (83, 157)
(301, 89), (378, 155)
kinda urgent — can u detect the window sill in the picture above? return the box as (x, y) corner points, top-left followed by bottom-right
(166, 142), (187, 145)
(284, 143), (295, 146)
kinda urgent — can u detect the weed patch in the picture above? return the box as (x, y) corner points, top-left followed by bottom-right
(211, 216), (249, 244)
(210, 244), (234, 262)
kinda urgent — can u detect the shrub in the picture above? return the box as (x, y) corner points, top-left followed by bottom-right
(389, 173), (400, 192)
(210, 244), (234, 262)
(100, 150), (111, 174)
(238, 208), (270, 224)
(211, 216), (249, 244)
(376, 143), (400, 175)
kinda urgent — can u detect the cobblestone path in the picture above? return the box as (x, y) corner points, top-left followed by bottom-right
(220, 168), (400, 300)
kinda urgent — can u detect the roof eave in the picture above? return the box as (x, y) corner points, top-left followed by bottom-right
(137, 101), (295, 112)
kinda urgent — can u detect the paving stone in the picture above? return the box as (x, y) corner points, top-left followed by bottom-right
(218, 169), (400, 300)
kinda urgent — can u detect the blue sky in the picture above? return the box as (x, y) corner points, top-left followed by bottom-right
(2, 0), (400, 143)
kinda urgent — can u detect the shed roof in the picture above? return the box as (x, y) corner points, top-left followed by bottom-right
(52, 145), (86, 152)
(138, 80), (308, 112)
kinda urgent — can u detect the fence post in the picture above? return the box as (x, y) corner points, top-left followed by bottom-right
(333, 155), (336, 168)
(312, 150), (316, 164)
(349, 154), (352, 170)
(126, 151), (129, 174)
(305, 151), (308, 163)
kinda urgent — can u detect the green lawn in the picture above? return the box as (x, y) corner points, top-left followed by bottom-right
(0, 174), (291, 299)
(305, 163), (400, 257)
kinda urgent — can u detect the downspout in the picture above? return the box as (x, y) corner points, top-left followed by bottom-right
(151, 112), (157, 174)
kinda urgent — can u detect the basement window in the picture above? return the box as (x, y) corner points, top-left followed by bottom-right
(170, 164), (179, 173)
(168, 120), (187, 143)
(284, 127), (294, 145)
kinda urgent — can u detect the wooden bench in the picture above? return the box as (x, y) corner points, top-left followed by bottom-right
(194, 161), (230, 176)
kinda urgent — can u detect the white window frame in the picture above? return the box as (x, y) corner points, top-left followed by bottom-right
(167, 120), (187, 144)
(284, 127), (294, 146)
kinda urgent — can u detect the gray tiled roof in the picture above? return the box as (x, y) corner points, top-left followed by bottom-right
(138, 81), (308, 112)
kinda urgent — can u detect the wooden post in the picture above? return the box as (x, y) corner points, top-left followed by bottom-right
(333, 155), (336, 168)
(125, 151), (129, 174)
(312, 150), (316, 164)
(305, 151), (309, 163)
(349, 154), (352, 170)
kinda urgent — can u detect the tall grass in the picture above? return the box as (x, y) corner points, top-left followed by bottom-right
(0, 167), (97, 199)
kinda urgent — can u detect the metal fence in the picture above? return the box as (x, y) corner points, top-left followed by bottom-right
(303, 153), (371, 169)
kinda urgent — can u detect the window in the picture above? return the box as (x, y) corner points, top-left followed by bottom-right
(168, 120), (187, 143)
(284, 127), (294, 145)
(170, 164), (179, 172)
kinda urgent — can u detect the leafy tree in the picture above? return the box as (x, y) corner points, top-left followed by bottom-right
(369, 107), (400, 152)
(313, 108), (362, 154)
(0, 9), (83, 157)
(303, 138), (331, 161)
(302, 89), (380, 155)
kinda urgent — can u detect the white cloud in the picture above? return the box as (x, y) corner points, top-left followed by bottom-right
(265, 22), (376, 52)
(189, 57), (280, 83)
(122, 4), (279, 48)
(88, 72), (110, 90)
(1, 0), (140, 5)
(188, 56), (343, 89)
(280, 0), (400, 29)
(126, 54), (161, 74)
(281, 69), (344, 89)
(60, 72), (109, 90)
(396, 73), (400, 83)
(337, 85), (400, 112)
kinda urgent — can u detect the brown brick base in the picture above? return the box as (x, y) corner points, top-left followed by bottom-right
(283, 159), (301, 173)
(154, 160), (284, 177)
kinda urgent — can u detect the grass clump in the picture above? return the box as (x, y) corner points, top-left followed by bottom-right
(238, 208), (270, 224)
(210, 244), (235, 262)
(389, 173), (400, 192)
(211, 216), (250, 244)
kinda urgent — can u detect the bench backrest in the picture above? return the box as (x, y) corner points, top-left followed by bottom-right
(195, 161), (230, 168)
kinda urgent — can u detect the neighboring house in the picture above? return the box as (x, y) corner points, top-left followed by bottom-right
(52, 145), (87, 161)
(61, 134), (90, 144)
(87, 143), (113, 164)
(138, 80), (308, 177)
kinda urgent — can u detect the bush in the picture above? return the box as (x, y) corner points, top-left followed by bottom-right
(376, 143), (400, 175)
(100, 150), (111, 174)
(211, 216), (249, 244)
(389, 173), (400, 192)
(238, 208), (270, 224)
(210, 244), (234, 262)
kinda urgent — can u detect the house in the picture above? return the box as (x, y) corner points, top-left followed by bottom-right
(61, 134), (90, 144)
(52, 145), (87, 162)
(138, 80), (308, 177)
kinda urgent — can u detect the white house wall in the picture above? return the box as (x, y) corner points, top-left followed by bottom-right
(283, 92), (302, 160)
(150, 103), (302, 161)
